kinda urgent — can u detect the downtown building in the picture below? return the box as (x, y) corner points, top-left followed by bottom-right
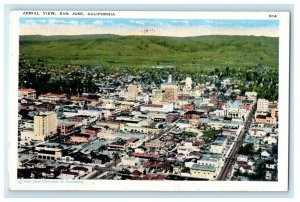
(160, 83), (179, 104)
(33, 111), (58, 141)
(127, 84), (139, 101)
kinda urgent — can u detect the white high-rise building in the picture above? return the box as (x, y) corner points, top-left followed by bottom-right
(185, 77), (192, 89)
(34, 112), (57, 141)
(168, 74), (173, 83)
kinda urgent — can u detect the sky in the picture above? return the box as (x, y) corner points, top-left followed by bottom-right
(20, 18), (279, 37)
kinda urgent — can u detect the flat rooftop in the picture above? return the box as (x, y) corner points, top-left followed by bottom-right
(191, 164), (216, 172)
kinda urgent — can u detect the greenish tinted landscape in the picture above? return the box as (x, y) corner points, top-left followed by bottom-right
(19, 34), (279, 101)
(20, 34), (279, 70)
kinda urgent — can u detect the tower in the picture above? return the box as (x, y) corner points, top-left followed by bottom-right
(185, 77), (192, 89)
(168, 74), (172, 84)
(127, 84), (139, 101)
(164, 85), (178, 103)
(34, 111), (57, 141)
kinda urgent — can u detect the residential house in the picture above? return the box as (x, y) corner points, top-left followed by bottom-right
(18, 88), (36, 100)
(261, 150), (271, 160)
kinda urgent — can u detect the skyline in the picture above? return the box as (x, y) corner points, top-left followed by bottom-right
(20, 18), (279, 37)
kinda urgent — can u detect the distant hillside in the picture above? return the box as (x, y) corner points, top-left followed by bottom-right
(19, 34), (279, 69)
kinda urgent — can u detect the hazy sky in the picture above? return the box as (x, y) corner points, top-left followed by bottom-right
(20, 18), (279, 37)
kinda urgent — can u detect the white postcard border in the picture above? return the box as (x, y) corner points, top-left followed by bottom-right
(8, 10), (290, 191)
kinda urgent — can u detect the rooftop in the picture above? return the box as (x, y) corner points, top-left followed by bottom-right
(190, 164), (216, 172)
(19, 88), (36, 93)
(212, 136), (227, 146)
(199, 154), (220, 162)
(57, 119), (75, 126)
(39, 93), (67, 98)
(142, 104), (163, 108)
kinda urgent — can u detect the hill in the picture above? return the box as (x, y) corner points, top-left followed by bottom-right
(19, 34), (279, 69)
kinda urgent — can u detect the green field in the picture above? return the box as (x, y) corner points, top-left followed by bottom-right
(19, 34), (279, 69)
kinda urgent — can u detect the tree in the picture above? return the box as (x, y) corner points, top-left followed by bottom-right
(239, 143), (256, 156)
(181, 167), (190, 173)
(181, 131), (198, 137)
(214, 68), (219, 75)
(254, 163), (265, 180)
(113, 153), (120, 167)
(99, 145), (107, 152)
(203, 130), (219, 139)
(225, 66), (230, 76)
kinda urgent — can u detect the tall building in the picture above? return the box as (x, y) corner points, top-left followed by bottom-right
(185, 77), (192, 89)
(168, 74), (173, 84)
(164, 85), (178, 103)
(34, 112), (57, 141)
(152, 90), (163, 104)
(127, 84), (139, 101)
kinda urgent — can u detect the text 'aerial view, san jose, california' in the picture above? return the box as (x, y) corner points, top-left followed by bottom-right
(9, 11), (290, 191)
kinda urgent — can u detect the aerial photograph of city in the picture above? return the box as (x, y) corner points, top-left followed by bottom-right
(17, 16), (279, 182)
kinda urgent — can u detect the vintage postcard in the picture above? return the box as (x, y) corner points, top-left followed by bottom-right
(8, 11), (290, 191)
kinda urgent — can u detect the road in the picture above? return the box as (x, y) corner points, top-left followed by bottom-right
(151, 118), (181, 141)
(217, 102), (257, 180)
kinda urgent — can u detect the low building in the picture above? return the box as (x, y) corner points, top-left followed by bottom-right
(265, 170), (273, 180)
(130, 152), (159, 160)
(210, 136), (228, 154)
(245, 91), (258, 100)
(107, 139), (128, 151)
(82, 126), (100, 135)
(256, 114), (277, 125)
(261, 150), (271, 160)
(38, 93), (67, 102)
(263, 134), (278, 144)
(140, 103), (174, 113)
(237, 154), (248, 162)
(197, 154), (223, 168)
(190, 164), (217, 180)
(127, 138), (142, 148)
(20, 128), (34, 141)
(70, 166), (90, 176)
(58, 171), (79, 179)
(166, 113), (180, 123)
(265, 160), (276, 170)
(239, 165), (255, 174)
(250, 128), (267, 137)
(69, 133), (96, 143)
(120, 124), (161, 135)
(121, 156), (139, 167)
(182, 104), (195, 111)
(18, 88), (36, 100)
(189, 119), (200, 128)
(145, 139), (164, 148)
(184, 111), (203, 120)
(35, 144), (62, 161)
(57, 120), (76, 135)
(60, 156), (75, 163)
(96, 121), (120, 130)
(177, 119), (190, 129)
(148, 113), (167, 122)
